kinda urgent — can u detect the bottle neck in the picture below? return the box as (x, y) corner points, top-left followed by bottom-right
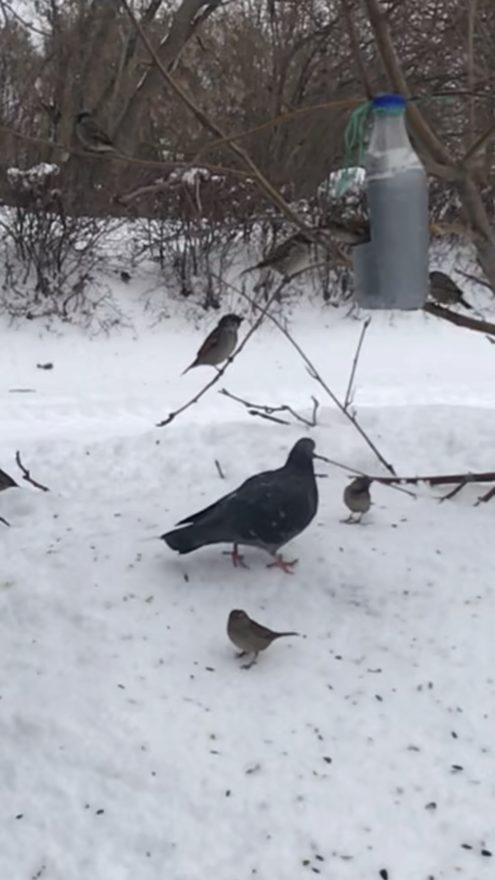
(367, 110), (410, 155)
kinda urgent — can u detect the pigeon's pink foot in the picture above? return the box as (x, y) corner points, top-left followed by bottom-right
(231, 544), (248, 569)
(267, 555), (298, 574)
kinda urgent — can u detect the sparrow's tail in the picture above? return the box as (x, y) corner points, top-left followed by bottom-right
(459, 296), (473, 310)
(161, 523), (217, 554)
(272, 631), (300, 640)
(181, 360), (196, 376)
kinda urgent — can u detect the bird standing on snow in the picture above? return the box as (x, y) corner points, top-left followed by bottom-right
(342, 476), (372, 523)
(227, 609), (299, 669)
(75, 111), (117, 154)
(161, 437), (318, 572)
(182, 314), (243, 375)
(429, 271), (472, 310)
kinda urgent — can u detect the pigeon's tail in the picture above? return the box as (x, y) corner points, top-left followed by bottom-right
(161, 523), (215, 554)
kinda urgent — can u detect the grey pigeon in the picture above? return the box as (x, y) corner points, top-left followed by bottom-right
(182, 314), (242, 375)
(429, 271), (472, 309)
(342, 476), (372, 523)
(75, 111), (116, 154)
(0, 468), (17, 491)
(161, 437), (318, 572)
(227, 609), (299, 669)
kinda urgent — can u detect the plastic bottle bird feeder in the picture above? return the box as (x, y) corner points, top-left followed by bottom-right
(352, 94), (429, 310)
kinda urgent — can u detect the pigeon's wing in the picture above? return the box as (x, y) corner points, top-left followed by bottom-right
(175, 468), (278, 526)
(0, 468), (17, 490)
(225, 468), (318, 548)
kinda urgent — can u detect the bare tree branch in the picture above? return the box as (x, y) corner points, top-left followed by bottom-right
(214, 459), (225, 479)
(476, 484), (495, 505)
(117, 0), (343, 261)
(214, 273), (397, 475)
(344, 316), (371, 411)
(15, 451), (50, 492)
(114, 0), (224, 152)
(219, 388), (320, 427)
(424, 302), (495, 335)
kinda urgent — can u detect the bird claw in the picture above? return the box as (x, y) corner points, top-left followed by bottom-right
(267, 555), (298, 574)
(241, 658), (257, 669)
(223, 546), (249, 568)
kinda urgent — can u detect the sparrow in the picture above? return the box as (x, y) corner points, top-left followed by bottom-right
(342, 476), (372, 523)
(246, 231), (316, 276)
(181, 314), (243, 374)
(161, 437), (318, 572)
(428, 271), (472, 310)
(227, 609), (299, 669)
(75, 111), (116, 154)
(243, 218), (369, 277)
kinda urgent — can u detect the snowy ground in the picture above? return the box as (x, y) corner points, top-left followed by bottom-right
(1, 288), (495, 880)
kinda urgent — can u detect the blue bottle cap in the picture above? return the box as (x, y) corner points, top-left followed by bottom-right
(372, 94), (406, 111)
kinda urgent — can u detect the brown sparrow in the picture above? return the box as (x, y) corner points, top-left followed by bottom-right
(342, 476), (372, 523)
(75, 111), (116, 154)
(227, 609), (299, 669)
(182, 314), (242, 374)
(429, 271), (472, 310)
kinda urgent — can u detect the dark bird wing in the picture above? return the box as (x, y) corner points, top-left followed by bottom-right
(0, 468), (17, 491)
(195, 324), (223, 359)
(84, 116), (114, 147)
(175, 468), (278, 525)
(178, 465), (317, 550)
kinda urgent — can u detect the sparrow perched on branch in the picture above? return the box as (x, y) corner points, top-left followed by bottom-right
(75, 111), (117, 154)
(243, 218), (369, 277)
(428, 271), (473, 310)
(161, 437), (318, 572)
(181, 313), (243, 375)
(227, 609), (299, 669)
(342, 476), (372, 523)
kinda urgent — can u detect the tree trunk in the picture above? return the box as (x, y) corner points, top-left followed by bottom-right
(113, 0), (222, 154)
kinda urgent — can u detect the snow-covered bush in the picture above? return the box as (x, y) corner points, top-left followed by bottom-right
(0, 164), (124, 329)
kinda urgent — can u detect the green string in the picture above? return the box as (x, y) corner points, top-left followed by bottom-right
(334, 101), (372, 196)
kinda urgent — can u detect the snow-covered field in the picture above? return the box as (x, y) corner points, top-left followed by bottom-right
(1, 289), (495, 880)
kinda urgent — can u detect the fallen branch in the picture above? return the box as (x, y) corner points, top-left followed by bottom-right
(156, 278), (289, 427)
(439, 476), (473, 502)
(364, 469), (495, 488)
(214, 459), (225, 480)
(475, 484), (495, 505)
(15, 451), (50, 492)
(344, 316), (371, 411)
(219, 388), (320, 428)
(424, 302), (495, 334)
(314, 454), (416, 497)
